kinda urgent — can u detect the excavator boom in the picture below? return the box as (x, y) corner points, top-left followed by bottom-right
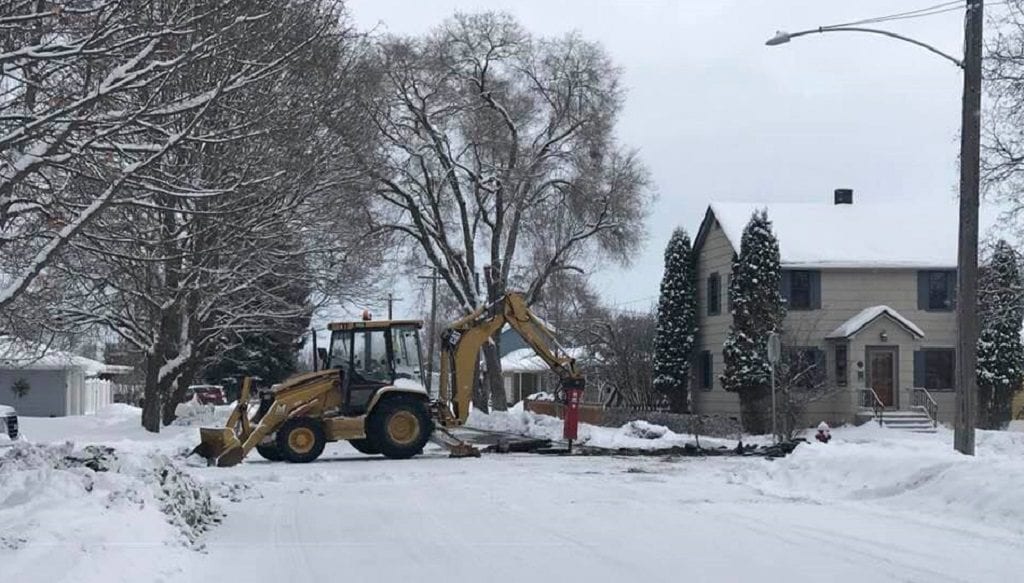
(437, 292), (584, 426)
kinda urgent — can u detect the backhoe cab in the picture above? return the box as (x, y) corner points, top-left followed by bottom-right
(195, 320), (440, 467)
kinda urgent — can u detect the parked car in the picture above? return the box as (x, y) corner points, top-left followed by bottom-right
(183, 385), (227, 405)
(0, 404), (20, 444)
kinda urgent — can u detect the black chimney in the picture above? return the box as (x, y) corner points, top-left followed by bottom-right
(834, 188), (853, 205)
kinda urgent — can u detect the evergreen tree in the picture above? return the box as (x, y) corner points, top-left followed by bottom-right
(653, 228), (697, 412)
(721, 210), (786, 433)
(976, 239), (1024, 429)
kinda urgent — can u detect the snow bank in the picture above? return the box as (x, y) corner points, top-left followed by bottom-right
(731, 424), (1024, 533)
(21, 403), (230, 456)
(0, 442), (221, 546)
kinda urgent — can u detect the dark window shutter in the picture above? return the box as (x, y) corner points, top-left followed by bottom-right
(948, 271), (958, 308)
(781, 270), (792, 303)
(810, 271), (822, 309)
(913, 351), (925, 387)
(917, 272), (929, 310)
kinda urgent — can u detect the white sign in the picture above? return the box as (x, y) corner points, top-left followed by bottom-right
(767, 332), (781, 364)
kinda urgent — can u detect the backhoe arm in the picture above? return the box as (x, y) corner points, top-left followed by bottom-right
(436, 292), (583, 426)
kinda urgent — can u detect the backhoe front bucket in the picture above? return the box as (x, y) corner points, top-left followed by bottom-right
(194, 427), (245, 467)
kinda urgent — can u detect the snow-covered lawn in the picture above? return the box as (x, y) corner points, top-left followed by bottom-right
(4, 406), (1024, 583)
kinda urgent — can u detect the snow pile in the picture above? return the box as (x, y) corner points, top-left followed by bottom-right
(733, 424), (1024, 533)
(22, 403), (224, 456)
(171, 398), (234, 427)
(0, 442), (221, 549)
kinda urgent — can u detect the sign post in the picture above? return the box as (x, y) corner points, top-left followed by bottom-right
(767, 332), (781, 443)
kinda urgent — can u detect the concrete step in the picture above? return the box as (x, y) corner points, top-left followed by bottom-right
(875, 409), (937, 433)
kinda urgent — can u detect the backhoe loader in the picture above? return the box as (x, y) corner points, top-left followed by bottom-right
(193, 292), (584, 467)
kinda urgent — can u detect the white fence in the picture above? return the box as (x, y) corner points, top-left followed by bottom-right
(68, 378), (115, 416)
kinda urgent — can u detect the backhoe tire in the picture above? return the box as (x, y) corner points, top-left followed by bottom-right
(276, 418), (326, 463)
(368, 396), (433, 460)
(256, 442), (284, 462)
(348, 438), (381, 455)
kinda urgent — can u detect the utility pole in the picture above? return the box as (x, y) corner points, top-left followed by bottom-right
(955, 0), (983, 456)
(417, 268), (442, 394)
(384, 292), (402, 320)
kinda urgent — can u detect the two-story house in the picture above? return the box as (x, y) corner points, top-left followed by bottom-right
(691, 189), (959, 427)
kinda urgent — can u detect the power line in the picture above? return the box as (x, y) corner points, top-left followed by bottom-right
(832, 1), (962, 28)
(832, 0), (1011, 29)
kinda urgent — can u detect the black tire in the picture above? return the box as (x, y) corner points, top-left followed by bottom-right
(367, 396), (433, 460)
(348, 438), (381, 455)
(255, 442), (284, 461)
(276, 418), (326, 463)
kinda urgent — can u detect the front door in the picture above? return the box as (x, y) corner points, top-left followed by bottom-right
(866, 347), (898, 407)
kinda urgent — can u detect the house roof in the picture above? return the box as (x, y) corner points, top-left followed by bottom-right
(702, 201), (959, 268)
(826, 305), (925, 340)
(0, 336), (132, 377)
(500, 347), (586, 374)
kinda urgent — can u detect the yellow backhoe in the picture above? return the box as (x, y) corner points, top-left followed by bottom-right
(193, 292), (584, 467)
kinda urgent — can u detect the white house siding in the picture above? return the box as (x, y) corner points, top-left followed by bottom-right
(788, 269), (956, 424)
(0, 369), (68, 417)
(693, 216), (957, 426)
(692, 218), (740, 417)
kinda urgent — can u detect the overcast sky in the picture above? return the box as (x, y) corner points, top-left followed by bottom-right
(348, 0), (989, 316)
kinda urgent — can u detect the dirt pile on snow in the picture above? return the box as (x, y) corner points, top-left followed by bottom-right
(468, 405), (751, 450)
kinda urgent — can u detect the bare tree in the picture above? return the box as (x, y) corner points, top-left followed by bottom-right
(38, 1), (383, 431)
(577, 309), (662, 409)
(0, 0), (307, 315)
(773, 322), (842, 439)
(358, 12), (651, 411)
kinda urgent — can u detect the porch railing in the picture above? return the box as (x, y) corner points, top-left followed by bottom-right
(860, 387), (886, 426)
(911, 387), (939, 428)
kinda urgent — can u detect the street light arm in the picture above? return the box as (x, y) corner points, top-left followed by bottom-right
(771, 26), (964, 69)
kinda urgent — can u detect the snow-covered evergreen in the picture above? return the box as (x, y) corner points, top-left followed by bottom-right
(653, 229), (697, 411)
(977, 239), (1024, 429)
(721, 210), (786, 433)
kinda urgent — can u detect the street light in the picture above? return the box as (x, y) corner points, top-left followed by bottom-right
(765, 27), (963, 68)
(766, 1), (984, 456)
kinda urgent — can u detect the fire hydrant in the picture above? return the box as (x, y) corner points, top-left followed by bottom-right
(561, 378), (586, 450)
(815, 421), (832, 443)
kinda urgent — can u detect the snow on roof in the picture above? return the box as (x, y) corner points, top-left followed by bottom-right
(826, 305), (925, 340)
(0, 336), (131, 377)
(708, 201), (959, 268)
(500, 347), (586, 374)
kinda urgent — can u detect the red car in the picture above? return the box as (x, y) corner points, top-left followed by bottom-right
(184, 385), (227, 405)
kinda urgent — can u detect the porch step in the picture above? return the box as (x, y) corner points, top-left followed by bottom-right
(877, 410), (937, 433)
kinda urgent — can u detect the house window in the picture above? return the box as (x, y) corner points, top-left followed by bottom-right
(919, 348), (955, 390)
(835, 343), (848, 387)
(918, 270), (956, 311)
(786, 346), (825, 389)
(781, 270), (820, 310)
(707, 273), (721, 316)
(699, 350), (713, 390)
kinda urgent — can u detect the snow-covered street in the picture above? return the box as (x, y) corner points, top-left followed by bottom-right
(4, 407), (1024, 583)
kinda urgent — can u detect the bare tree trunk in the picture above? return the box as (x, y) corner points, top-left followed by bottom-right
(162, 363), (196, 426)
(482, 339), (507, 411)
(738, 386), (772, 435)
(471, 357), (488, 413)
(141, 356), (162, 433)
